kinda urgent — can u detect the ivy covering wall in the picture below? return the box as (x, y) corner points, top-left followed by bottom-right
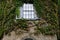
(33, 0), (59, 34)
(0, 0), (59, 40)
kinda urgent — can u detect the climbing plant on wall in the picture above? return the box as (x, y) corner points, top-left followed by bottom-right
(0, 0), (23, 39)
(0, 0), (59, 39)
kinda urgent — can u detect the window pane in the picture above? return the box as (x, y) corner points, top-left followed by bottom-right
(23, 4), (34, 10)
(29, 4), (34, 10)
(28, 12), (32, 18)
(23, 12), (28, 14)
(23, 12), (28, 18)
(23, 4), (29, 10)
(16, 3), (38, 19)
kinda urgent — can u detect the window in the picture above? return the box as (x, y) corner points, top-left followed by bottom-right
(24, 38), (33, 40)
(16, 3), (38, 20)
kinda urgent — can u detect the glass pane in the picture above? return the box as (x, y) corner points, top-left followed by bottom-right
(23, 4), (34, 10)
(23, 4), (29, 10)
(16, 3), (38, 19)
(28, 14), (32, 18)
(29, 4), (34, 10)
(23, 12), (28, 19)
(23, 11), (35, 19)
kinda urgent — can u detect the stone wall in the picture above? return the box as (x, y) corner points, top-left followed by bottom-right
(2, 19), (57, 40)
(2, 31), (57, 40)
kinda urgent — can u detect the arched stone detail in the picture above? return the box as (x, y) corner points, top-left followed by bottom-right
(21, 36), (36, 40)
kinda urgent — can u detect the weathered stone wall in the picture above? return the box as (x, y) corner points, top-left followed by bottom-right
(2, 31), (57, 40)
(2, 19), (57, 40)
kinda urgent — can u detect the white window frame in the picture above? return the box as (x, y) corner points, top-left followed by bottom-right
(16, 3), (38, 20)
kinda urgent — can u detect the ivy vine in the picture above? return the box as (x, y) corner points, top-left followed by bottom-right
(0, 0), (59, 40)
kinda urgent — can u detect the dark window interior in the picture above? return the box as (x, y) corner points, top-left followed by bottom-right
(22, 0), (34, 4)
(24, 38), (33, 40)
